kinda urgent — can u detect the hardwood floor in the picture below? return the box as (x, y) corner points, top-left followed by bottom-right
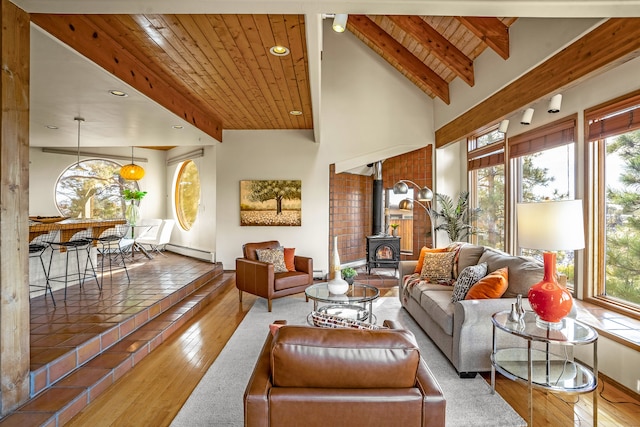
(67, 281), (640, 427)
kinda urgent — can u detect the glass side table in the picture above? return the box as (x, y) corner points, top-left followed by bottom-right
(305, 282), (379, 324)
(491, 310), (598, 427)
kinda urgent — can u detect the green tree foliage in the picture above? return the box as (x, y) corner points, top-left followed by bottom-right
(604, 131), (640, 304)
(476, 165), (505, 249)
(56, 159), (138, 219)
(248, 180), (301, 215)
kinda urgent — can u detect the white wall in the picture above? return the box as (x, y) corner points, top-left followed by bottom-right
(29, 146), (167, 219)
(214, 20), (435, 271)
(434, 18), (602, 128)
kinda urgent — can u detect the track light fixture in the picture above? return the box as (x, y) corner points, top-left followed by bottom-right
(332, 14), (348, 33)
(521, 108), (534, 125)
(498, 119), (510, 134)
(548, 94), (562, 113)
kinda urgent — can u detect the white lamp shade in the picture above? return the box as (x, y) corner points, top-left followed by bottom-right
(517, 200), (585, 251)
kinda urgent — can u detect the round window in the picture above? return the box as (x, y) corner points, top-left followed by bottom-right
(175, 160), (201, 230)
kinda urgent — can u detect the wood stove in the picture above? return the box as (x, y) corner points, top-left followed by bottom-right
(366, 236), (401, 274)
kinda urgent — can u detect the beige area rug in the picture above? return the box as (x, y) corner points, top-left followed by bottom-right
(171, 295), (526, 427)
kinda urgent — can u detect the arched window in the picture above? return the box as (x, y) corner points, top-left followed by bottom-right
(175, 160), (201, 230)
(55, 159), (139, 219)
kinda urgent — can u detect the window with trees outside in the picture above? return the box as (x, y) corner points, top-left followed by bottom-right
(587, 92), (640, 309)
(509, 116), (577, 287)
(175, 160), (201, 231)
(55, 158), (139, 219)
(468, 128), (506, 251)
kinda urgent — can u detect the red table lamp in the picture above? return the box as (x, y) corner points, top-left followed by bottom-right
(517, 200), (585, 329)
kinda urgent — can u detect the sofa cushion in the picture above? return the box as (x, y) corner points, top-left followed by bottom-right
(465, 267), (509, 300)
(283, 247), (296, 271)
(451, 262), (488, 302)
(478, 248), (543, 298)
(455, 243), (486, 278)
(420, 251), (456, 283)
(274, 271), (310, 290)
(414, 246), (450, 273)
(256, 248), (288, 273)
(419, 290), (455, 335)
(270, 326), (420, 388)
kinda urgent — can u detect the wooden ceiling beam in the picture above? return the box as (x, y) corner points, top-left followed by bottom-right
(435, 18), (640, 148)
(348, 14), (450, 104)
(31, 13), (224, 142)
(387, 15), (474, 87)
(456, 17), (509, 60)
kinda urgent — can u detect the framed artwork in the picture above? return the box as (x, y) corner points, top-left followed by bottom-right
(240, 180), (302, 226)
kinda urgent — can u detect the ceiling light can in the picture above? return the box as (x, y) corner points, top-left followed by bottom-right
(332, 14), (348, 33)
(269, 45), (290, 56)
(521, 108), (534, 125)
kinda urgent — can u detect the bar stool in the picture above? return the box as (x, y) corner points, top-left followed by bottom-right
(94, 224), (133, 285)
(47, 229), (101, 300)
(29, 232), (56, 305)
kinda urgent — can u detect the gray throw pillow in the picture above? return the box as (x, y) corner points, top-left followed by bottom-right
(451, 262), (488, 303)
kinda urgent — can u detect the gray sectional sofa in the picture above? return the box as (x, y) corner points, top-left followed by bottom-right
(398, 243), (545, 377)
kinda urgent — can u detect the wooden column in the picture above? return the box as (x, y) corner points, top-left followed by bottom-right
(0, 0), (30, 415)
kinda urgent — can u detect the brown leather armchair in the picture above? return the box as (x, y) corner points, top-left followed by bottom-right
(244, 320), (446, 427)
(236, 241), (313, 312)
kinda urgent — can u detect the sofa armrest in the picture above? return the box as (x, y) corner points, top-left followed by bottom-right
(415, 358), (446, 427)
(451, 297), (531, 373)
(293, 255), (313, 274)
(244, 321), (287, 427)
(399, 260), (418, 280)
(382, 319), (404, 329)
(236, 257), (275, 298)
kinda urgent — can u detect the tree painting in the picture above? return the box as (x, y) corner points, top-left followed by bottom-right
(240, 180), (301, 226)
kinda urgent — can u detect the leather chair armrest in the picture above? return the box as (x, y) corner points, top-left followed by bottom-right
(244, 322), (287, 427)
(236, 258), (275, 298)
(293, 256), (313, 275)
(415, 358), (446, 427)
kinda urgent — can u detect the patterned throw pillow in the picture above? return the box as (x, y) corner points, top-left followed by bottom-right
(420, 251), (457, 283)
(310, 311), (387, 330)
(256, 248), (288, 273)
(451, 262), (488, 303)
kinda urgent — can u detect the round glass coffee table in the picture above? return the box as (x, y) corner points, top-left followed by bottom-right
(305, 282), (379, 323)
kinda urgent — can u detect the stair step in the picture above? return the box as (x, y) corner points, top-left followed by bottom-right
(0, 262), (233, 427)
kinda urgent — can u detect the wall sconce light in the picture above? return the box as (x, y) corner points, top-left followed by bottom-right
(548, 94), (562, 113)
(498, 119), (510, 134)
(521, 108), (534, 125)
(332, 14), (348, 33)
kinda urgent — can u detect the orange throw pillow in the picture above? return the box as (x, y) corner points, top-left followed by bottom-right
(414, 246), (450, 273)
(284, 248), (296, 271)
(465, 267), (508, 300)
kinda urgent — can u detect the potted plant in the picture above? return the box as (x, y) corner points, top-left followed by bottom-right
(428, 190), (480, 243)
(390, 223), (400, 237)
(122, 189), (147, 226)
(341, 267), (358, 285)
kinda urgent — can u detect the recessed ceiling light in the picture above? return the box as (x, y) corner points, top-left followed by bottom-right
(270, 45), (290, 56)
(289, 110), (303, 116)
(108, 89), (128, 97)
(45, 125), (58, 130)
(172, 125), (184, 130)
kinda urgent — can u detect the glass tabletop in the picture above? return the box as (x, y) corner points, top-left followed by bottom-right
(492, 310), (598, 345)
(305, 282), (379, 304)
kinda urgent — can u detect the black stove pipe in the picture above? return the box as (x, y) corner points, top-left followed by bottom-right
(371, 161), (383, 235)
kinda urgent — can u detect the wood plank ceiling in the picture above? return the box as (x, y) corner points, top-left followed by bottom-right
(30, 14), (516, 142)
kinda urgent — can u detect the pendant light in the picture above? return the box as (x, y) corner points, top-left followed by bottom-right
(71, 117), (85, 170)
(120, 147), (145, 181)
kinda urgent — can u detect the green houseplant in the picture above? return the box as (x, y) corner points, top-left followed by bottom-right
(429, 190), (480, 243)
(122, 189), (147, 226)
(341, 267), (358, 285)
(390, 223), (400, 236)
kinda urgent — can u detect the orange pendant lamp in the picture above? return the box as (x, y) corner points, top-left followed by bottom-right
(120, 147), (145, 181)
(516, 200), (585, 329)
